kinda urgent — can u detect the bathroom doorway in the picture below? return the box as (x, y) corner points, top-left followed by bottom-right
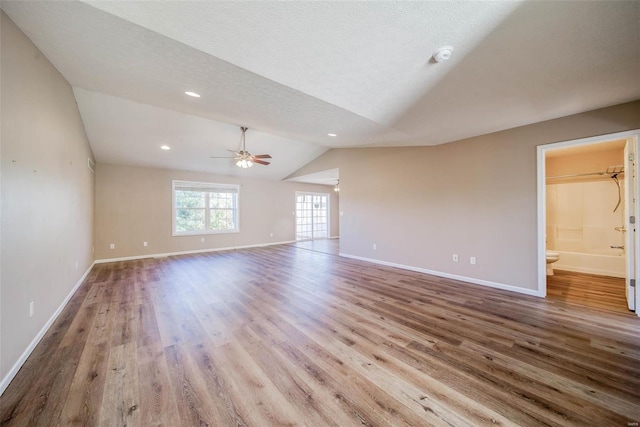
(537, 130), (639, 315)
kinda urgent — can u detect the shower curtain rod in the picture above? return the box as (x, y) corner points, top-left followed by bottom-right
(547, 169), (624, 180)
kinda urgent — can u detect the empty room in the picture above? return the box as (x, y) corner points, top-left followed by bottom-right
(1, 1), (640, 426)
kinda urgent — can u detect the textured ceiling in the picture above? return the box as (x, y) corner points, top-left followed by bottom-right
(73, 89), (328, 180)
(2, 0), (639, 180)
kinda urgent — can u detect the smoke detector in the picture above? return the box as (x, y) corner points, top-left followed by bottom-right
(432, 46), (454, 63)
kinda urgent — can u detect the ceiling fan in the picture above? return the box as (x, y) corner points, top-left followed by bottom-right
(211, 126), (272, 168)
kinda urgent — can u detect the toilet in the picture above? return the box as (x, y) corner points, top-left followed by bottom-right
(546, 251), (560, 276)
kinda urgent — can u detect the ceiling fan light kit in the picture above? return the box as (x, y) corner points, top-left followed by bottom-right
(211, 126), (272, 169)
(236, 159), (253, 168)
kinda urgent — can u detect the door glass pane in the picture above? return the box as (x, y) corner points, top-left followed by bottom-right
(296, 193), (329, 240)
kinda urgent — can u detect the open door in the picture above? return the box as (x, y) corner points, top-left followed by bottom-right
(624, 137), (637, 311)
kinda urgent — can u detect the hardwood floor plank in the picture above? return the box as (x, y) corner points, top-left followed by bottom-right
(61, 301), (116, 426)
(300, 319), (514, 427)
(457, 340), (635, 424)
(509, 340), (640, 399)
(58, 301), (99, 349)
(164, 343), (228, 426)
(203, 339), (303, 426)
(98, 341), (141, 427)
(381, 339), (563, 426)
(2, 244), (639, 426)
(547, 270), (628, 313)
(188, 340), (250, 426)
(136, 340), (182, 426)
(236, 325), (347, 427)
(239, 281), (509, 426)
(235, 278), (514, 426)
(0, 341), (82, 426)
(149, 280), (208, 348)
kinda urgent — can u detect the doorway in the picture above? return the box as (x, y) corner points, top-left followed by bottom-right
(537, 130), (639, 315)
(295, 192), (330, 241)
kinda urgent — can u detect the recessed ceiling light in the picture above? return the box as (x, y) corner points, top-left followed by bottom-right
(328, 133), (337, 137)
(160, 145), (171, 150)
(184, 91), (201, 98)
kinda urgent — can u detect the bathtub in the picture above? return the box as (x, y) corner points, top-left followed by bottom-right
(553, 250), (625, 278)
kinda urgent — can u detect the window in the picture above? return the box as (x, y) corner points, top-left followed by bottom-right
(173, 180), (239, 235)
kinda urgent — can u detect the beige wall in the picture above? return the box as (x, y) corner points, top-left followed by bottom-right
(95, 163), (339, 260)
(288, 101), (640, 291)
(1, 12), (95, 383)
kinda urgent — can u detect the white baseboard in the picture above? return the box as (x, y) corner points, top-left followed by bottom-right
(0, 261), (96, 396)
(95, 240), (297, 264)
(339, 253), (543, 297)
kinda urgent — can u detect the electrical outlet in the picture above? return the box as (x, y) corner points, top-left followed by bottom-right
(340, 211), (344, 217)
(470, 257), (477, 265)
(109, 243), (115, 249)
(452, 254), (459, 262)
(270, 233), (274, 237)
(75, 260), (79, 269)
(373, 243), (377, 250)
(29, 301), (34, 317)
(143, 241), (148, 247)
(200, 237), (205, 242)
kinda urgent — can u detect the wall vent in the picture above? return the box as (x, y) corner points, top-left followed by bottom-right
(88, 157), (95, 173)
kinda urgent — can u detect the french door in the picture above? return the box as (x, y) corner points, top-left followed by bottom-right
(295, 192), (329, 240)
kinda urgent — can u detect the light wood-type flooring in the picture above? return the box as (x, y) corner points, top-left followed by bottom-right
(1, 245), (639, 426)
(547, 269), (630, 314)
(288, 238), (340, 255)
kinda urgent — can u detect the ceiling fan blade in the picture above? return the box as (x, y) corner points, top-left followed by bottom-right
(214, 127), (271, 166)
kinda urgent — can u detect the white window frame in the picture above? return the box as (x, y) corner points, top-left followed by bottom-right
(172, 180), (240, 236)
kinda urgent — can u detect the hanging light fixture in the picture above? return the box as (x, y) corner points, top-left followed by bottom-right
(235, 127), (253, 168)
(235, 158), (253, 168)
(211, 127), (272, 168)
(334, 179), (340, 192)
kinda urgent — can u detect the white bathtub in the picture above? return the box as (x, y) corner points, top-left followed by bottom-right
(553, 250), (625, 278)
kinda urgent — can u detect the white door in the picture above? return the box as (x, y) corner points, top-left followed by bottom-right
(624, 137), (637, 311)
(296, 193), (329, 241)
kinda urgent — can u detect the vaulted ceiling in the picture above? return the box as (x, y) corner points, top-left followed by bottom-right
(2, 1), (639, 180)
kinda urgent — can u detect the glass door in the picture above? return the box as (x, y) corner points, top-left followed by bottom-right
(296, 193), (329, 240)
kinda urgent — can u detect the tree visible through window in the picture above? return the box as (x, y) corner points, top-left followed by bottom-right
(173, 181), (239, 235)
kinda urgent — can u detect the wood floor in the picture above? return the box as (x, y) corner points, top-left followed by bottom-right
(547, 269), (630, 314)
(288, 238), (340, 255)
(1, 245), (639, 426)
